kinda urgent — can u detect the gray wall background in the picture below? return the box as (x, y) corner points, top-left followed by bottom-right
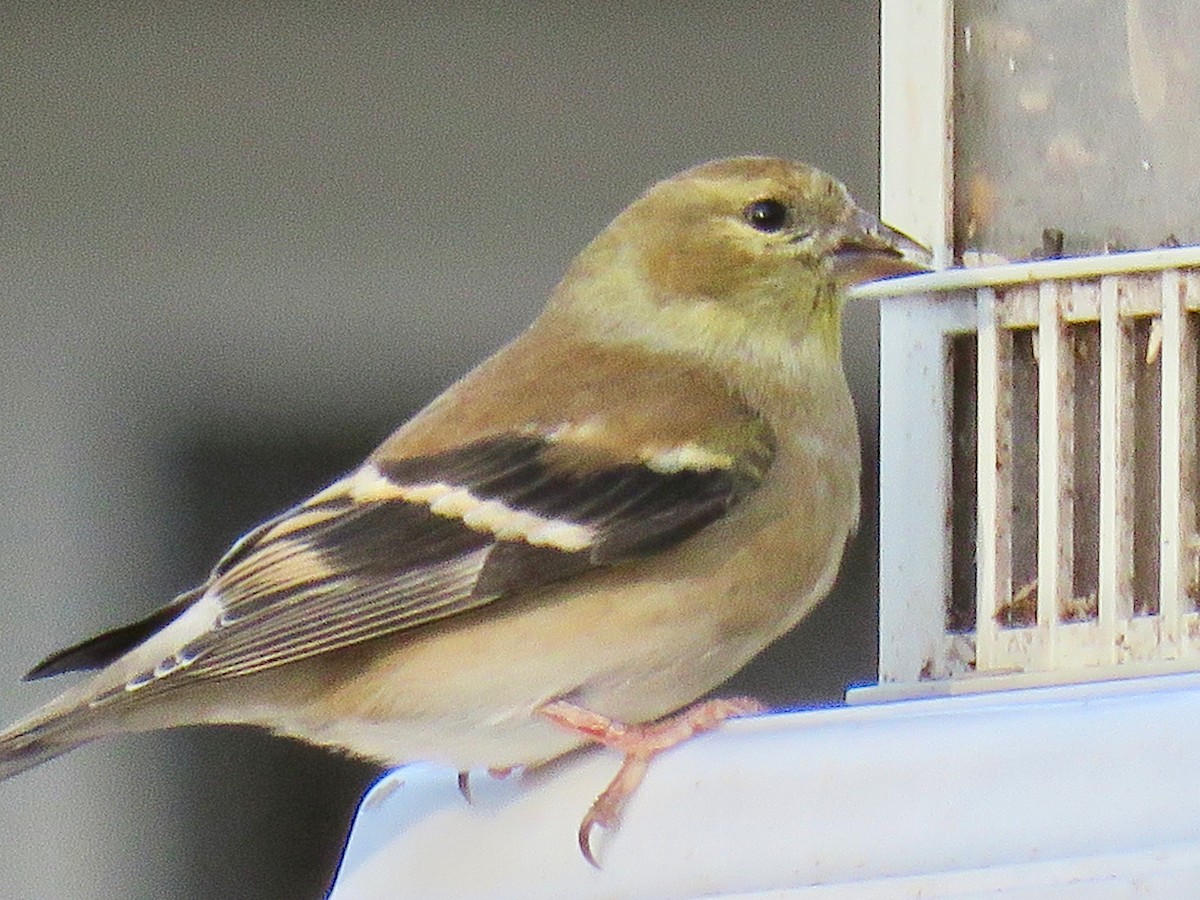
(0, 3), (883, 897)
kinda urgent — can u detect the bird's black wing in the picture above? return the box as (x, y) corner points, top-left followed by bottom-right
(32, 429), (774, 696)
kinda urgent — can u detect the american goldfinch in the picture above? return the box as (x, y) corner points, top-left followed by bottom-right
(0, 157), (926, 865)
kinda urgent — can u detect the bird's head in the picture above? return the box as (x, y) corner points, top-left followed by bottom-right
(549, 157), (928, 392)
(622, 156), (928, 297)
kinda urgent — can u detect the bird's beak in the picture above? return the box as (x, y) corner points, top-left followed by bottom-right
(825, 208), (931, 285)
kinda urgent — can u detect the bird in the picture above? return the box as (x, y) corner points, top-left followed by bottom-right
(0, 156), (926, 866)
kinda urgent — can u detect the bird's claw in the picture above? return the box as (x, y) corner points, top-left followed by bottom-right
(457, 765), (516, 805)
(577, 752), (650, 867)
(541, 695), (768, 867)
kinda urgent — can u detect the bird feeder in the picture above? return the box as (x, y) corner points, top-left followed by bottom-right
(856, 0), (1200, 699)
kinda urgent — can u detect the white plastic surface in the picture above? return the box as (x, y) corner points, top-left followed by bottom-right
(330, 673), (1200, 898)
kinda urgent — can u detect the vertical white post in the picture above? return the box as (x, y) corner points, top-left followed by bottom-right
(880, 0), (954, 267)
(1037, 281), (1072, 667)
(878, 0), (956, 684)
(1098, 275), (1135, 661)
(976, 287), (1008, 671)
(1182, 277), (1200, 626)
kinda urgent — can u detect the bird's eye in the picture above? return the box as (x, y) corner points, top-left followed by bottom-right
(743, 199), (790, 233)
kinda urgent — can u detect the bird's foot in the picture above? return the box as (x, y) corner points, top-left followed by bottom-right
(538, 696), (766, 867)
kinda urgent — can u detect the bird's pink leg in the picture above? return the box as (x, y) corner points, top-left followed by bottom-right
(538, 696), (766, 867)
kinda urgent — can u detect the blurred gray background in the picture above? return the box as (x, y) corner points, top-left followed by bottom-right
(0, 3), (882, 897)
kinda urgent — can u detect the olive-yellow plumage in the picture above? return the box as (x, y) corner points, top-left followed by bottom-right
(0, 157), (926, 863)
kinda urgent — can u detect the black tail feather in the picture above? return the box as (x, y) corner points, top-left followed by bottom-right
(24, 589), (199, 681)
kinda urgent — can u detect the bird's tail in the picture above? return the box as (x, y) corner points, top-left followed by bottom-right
(0, 699), (100, 782)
